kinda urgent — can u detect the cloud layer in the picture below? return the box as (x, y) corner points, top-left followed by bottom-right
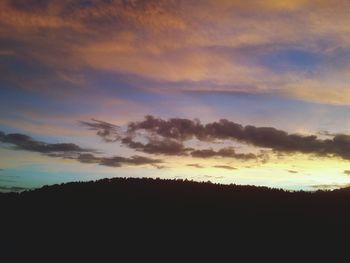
(0, 131), (162, 168)
(0, 131), (93, 153)
(78, 153), (162, 167)
(81, 116), (350, 162)
(3, 0), (350, 104)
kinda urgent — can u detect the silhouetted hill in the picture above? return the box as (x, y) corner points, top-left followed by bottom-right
(2, 177), (350, 258)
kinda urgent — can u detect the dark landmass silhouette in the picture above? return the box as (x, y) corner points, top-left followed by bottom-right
(2, 177), (350, 258)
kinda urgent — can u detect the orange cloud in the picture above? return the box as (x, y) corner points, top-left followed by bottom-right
(3, 0), (350, 104)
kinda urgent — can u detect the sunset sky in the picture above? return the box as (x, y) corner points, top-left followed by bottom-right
(2, 0), (350, 191)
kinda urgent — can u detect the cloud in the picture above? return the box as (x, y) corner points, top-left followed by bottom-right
(187, 164), (204, 168)
(77, 153), (101, 164)
(3, 0), (350, 105)
(0, 131), (163, 169)
(124, 115), (350, 161)
(280, 80), (350, 106)
(126, 115), (202, 141)
(121, 136), (191, 156)
(288, 170), (299, 174)
(0, 131), (94, 154)
(99, 155), (162, 167)
(81, 118), (259, 159)
(80, 119), (192, 156)
(213, 165), (236, 170)
(77, 153), (162, 167)
(82, 116), (350, 162)
(79, 119), (121, 142)
(151, 164), (168, 169)
(50, 151), (163, 167)
(0, 0), (81, 30)
(344, 170), (350, 176)
(190, 147), (257, 160)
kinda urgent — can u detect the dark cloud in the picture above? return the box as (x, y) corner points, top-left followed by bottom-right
(57, 152), (162, 168)
(121, 136), (191, 156)
(213, 165), (236, 170)
(99, 155), (161, 167)
(76, 152), (162, 167)
(0, 131), (94, 154)
(77, 153), (101, 164)
(122, 116), (350, 161)
(127, 115), (204, 141)
(80, 116), (350, 163)
(344, 170), (350, 175)
(288, 170), (298, 174)
(81, 119), (193, 156)
(190, 147), (257, 160)
(187, 163), (204, 168)
(0, 131), (162, 169)
(79, 119), (121, 142)
(81, 119), (261, 159)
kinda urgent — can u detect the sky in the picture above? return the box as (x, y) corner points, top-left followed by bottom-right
(2, 0), (350, 191)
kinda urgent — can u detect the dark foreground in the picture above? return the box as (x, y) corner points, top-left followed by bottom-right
(2, 177), (350, 258)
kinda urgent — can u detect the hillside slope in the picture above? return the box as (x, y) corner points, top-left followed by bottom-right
(2, 177), (350, 256)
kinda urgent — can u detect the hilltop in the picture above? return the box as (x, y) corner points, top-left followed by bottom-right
(1, 177), (349, 257)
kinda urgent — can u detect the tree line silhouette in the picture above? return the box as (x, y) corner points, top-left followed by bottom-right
(1, 177), (350, 258)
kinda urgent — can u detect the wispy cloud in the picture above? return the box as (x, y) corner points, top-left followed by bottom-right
(191, 148), (257, 160)
(79, 119), (121, 142)
(0, 131), (94, 154)
(80, 118), (261, 160)
(0, 131), (162, 168)
(213, 165), (236, 170)
(187, 164), (204, 169)
(3, 1), (350, 104)
(121, 137), (191, 156)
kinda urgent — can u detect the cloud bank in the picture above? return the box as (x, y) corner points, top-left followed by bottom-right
(0, 131), (93, 154)
(0, 131), (162, 168)
(81, 116), (350, 162)
(3, 0), (350, 104)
